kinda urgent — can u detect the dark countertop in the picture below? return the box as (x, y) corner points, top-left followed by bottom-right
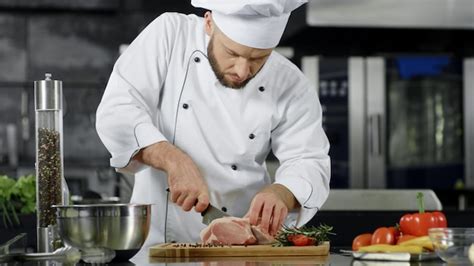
(0, 248), (449, 265)
(126, 252), (447, 266)
(5, 209), (469, 265)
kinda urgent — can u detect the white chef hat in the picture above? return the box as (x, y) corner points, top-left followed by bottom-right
(191, 0), (308, 49)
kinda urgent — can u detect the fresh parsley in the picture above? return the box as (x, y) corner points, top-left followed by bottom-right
(0, 174), (36, 228)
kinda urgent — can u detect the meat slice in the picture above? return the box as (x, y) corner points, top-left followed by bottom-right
(200, 217), (275, 245)
(200, 217), (256, 245)
(250, 225), (275, 244)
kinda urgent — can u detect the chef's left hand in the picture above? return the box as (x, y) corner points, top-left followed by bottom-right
(245, 184), (298, 236)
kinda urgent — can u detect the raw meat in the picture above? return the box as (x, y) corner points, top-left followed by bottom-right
(200, 217), (257, 245)
(200, 217), (275, 245)
(250, 225), (275, 244)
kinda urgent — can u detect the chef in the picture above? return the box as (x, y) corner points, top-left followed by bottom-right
(96, 0), (330, 250)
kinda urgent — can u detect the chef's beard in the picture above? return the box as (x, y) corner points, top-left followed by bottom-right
(207, 37), (252, 89)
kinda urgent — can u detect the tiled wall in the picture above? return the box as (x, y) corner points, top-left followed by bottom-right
(0, 1), (179, 197)
(0, 2), (167, 170)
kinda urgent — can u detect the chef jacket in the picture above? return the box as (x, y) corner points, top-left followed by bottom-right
(96, 12), (330, 248)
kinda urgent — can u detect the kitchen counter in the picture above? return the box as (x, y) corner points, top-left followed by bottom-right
(126, 252), (447, 266)
(0, 250), (448, 265)
(6, 209), (470, 265)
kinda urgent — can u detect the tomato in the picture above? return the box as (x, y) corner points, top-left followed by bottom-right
(396, 234), (417, 244)
(352, 233), (372, 251)
(287, 234), (296, 242)
(371, 227), (398, 245)
(290, 234), (316, 246)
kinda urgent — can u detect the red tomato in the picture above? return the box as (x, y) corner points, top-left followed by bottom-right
(352, 233), (372, 251)
(371, 227), (398, 245)
(396, 234), (417, 244)
(287, 234), (296, 242)
(291, 234), (315, 246)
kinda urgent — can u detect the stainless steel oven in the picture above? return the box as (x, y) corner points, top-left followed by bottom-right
(302, 55), (474, 189)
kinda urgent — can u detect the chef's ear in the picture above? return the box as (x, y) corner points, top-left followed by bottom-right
(204, 11), (214, 36)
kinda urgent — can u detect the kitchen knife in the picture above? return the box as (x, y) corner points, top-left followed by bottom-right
(201, 204), (229, 225)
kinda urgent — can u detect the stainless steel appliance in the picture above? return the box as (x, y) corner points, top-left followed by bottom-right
(302, 56), (474, 189)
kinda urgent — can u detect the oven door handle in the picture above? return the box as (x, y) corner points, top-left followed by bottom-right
(369, 114), (382, 156)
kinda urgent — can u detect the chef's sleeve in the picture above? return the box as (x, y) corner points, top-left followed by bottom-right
(96, 13), (177, 174)
(271, 81), (331, 227)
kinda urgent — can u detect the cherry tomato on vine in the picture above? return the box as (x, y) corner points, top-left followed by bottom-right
(290, 234), (316, 246)
(352, 233), (372, 251)
(371, 227), (398, 245)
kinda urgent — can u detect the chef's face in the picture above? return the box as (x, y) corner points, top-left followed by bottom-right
(204, 12), (272, 89)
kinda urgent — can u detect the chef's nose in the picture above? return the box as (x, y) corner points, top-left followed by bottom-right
(234, 58), (251, 80)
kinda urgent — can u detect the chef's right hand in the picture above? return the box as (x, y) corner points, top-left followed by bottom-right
(134, 141), (210, 213)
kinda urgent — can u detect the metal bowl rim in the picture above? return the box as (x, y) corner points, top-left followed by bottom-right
(53, 204), (152, 218)
(52, 203), (152, 208)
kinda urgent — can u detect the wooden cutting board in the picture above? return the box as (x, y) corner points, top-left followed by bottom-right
(149, 242), (330, 257)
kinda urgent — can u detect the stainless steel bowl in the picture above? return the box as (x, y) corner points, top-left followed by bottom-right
(53, 204), (151, 262)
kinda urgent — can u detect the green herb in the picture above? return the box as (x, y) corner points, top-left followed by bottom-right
(0, 175), (20, 228)
(272, 224), (335, 247)
(0, 174), (36, 228)
(14, 175), (36, 214)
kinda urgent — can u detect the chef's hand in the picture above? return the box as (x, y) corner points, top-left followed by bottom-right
(245, 184), (299, 236)
(134, 141), (210, 213)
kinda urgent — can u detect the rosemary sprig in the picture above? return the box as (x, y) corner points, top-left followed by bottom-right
(273, 224), (335, 247)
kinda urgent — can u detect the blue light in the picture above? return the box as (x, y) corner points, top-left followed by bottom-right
(395, 56), (451, 79)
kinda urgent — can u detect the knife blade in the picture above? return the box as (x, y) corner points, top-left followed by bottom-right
(201, 204), (229, 225)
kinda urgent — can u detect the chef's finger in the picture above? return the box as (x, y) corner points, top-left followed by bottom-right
(248, 198), (264, 225)
(170, 190), (181, 203)
(182, 196), (196, 212)
(270, 206), (282, 235)
(176, 193), (187, 206)
(260, 203), (274, 234)
(274, 206), (287, 236)
(194, 193), (209, 213)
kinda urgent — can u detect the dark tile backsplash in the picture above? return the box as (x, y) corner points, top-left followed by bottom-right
(0, 3), (180, 169)
(0, 89), (22, 123)
(0, 15), (27, 81)
(62, 87), (110, 162)
(28, 15), (121, 83)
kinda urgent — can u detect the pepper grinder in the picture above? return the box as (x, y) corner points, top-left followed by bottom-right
(34, 73), (69, 252)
